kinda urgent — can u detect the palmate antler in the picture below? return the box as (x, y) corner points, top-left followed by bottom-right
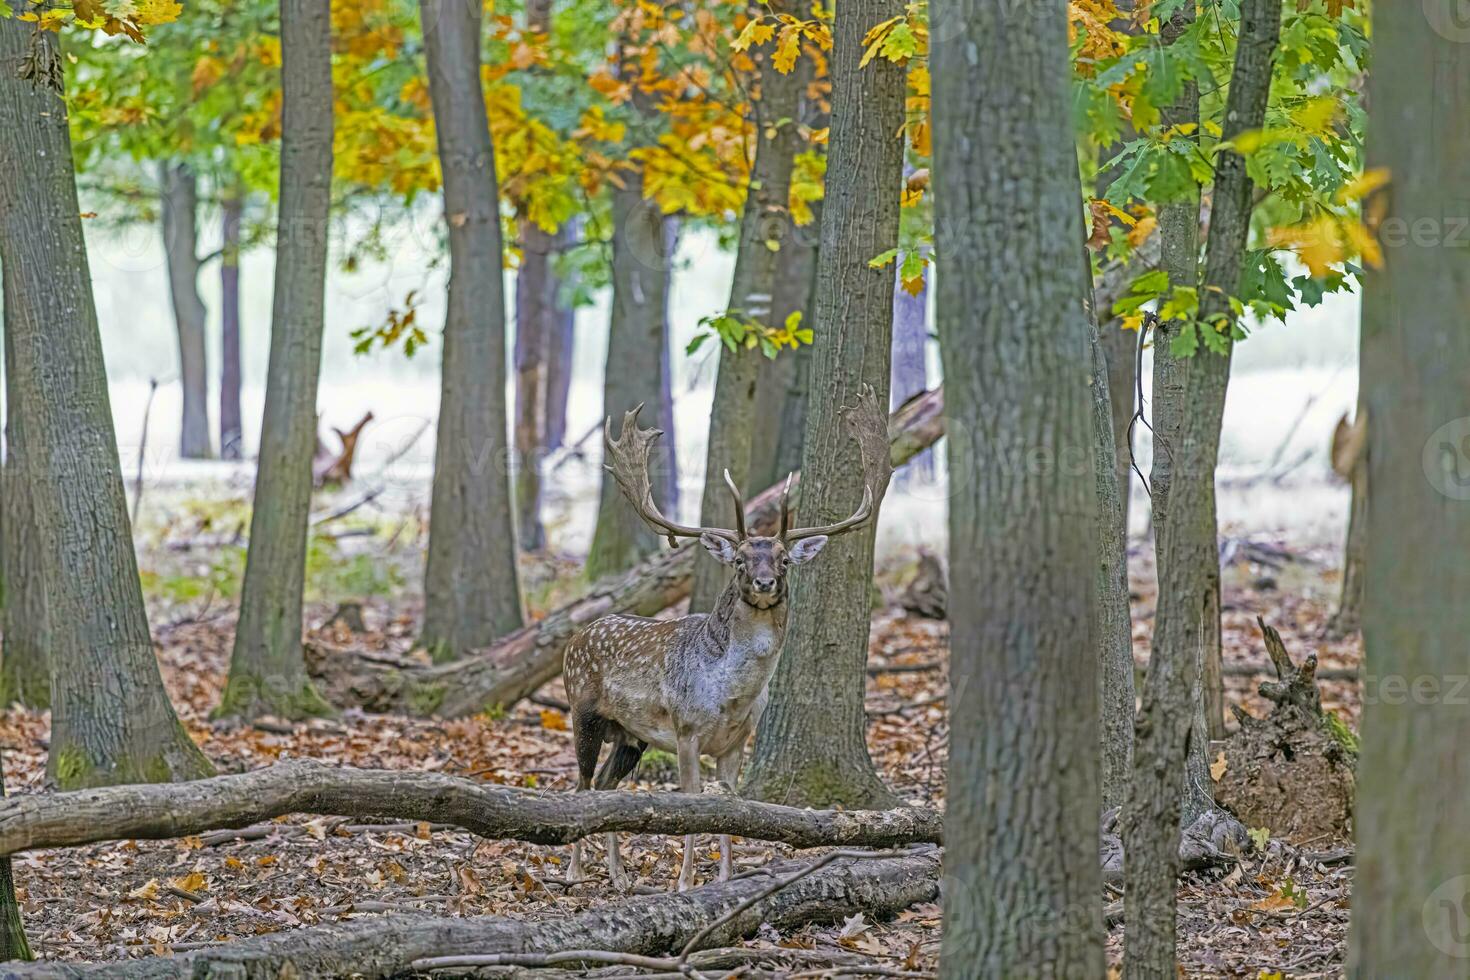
(603, 406), (744, 546)
(781, 383), (893, 542)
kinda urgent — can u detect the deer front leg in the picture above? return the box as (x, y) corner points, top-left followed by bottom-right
(714, 747), (743, 882)
(675, 732), (701, 892)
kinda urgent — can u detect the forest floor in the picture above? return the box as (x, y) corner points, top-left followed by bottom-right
(0, 493), (1361, 978)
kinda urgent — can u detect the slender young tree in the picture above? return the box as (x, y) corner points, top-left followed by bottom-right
(1327, 399), (1366, 637)
(1085, 257), (1136, 813)
(1350, 3), (1470, 972)
(741, 0), (906, 809)
(419, 0), (526, 656)
(219, 0), (336, 718)
(159, 160), (212, 459)
(932, 0), (1105, 972)
(219, 188), (245, 461)
(511, 0), (559, 552)
(0, 299), (49, 709)
(0, 16), (212, 785)
(688, 3), (806, 612)
(542, 227), (577, 455)
(1124, 0), (1279, 972)
(585, 59), (678, 581)
(0, 752), (27, 962)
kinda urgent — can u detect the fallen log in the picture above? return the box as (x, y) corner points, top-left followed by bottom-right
(2, 850), (942, 979)
(0, 759), (944, 858)
(306, 386), (946, 717)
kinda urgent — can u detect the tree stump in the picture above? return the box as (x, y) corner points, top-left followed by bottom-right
(1215, 617), (1357, 841)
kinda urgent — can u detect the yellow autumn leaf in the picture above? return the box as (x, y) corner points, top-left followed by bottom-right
(859, 15), (901, 67)
(172, 871), (208, 894)
(731, 17), (775, 52)
(540, 707), (568, 730)
(1267, 214), (1343, 278)
(128, 879), (160, 900)
(1291, 95), (1338, 135)
(773, 23), (802, 73)
(1337, 166), (1390, 204)
(1340, 217), (1383, 269)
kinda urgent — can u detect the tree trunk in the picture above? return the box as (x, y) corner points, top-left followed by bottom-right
(219, 190), (244, 461)
(1085, 258), (1136, 813)
(741, 0), (906, 811)
(0, 19), (213, 787)
(2, 851), (940, 980)
(1350, 4), (1470, 973)
(931, 1), (1105, 971)
(585, 172), (677, 580)
(542, 227), (576, 454)
(890, 258), (932, 484)
(0, 753), (26, 963)
(159, 161), (211, 459)
(1124, 0), (1279, 973)
(750, 209), (820, 491)
(418, 0), (526, 658)
(219, 0), (336, 720)
(306, 389), (945, 717)
(689, 12), (805, 611)
(509, 0), (557, 552)
(0, 312), (49, 710)
(1099, 317), (1137, 522)
(1328, 406), (1366, 638)
(514, 222), (552, 551)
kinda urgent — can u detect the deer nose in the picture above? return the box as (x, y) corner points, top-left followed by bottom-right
(753, 576), (777, 593)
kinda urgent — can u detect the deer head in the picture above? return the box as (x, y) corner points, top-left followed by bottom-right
(602, 385), (892, 610)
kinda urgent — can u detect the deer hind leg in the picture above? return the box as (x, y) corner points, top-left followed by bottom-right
(593, 734), (645, 890)
(568, 707), (607, 883)
(714, 747), (744, 882)
(675, 732), (702, 892)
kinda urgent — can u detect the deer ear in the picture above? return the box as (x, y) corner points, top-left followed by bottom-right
(786, 535), (829, 564)
(700, 533), (739, 565)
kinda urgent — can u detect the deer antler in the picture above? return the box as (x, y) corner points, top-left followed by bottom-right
(604, 406), (742, 547)
(784, 383), (894, 542)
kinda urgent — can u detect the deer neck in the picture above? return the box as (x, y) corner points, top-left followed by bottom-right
(699, 577), (789, 666)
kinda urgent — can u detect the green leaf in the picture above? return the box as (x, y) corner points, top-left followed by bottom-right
(686, 333), (710, 356)
(868, 247), (899, 269)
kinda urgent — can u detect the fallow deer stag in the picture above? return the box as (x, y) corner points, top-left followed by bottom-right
(565, 385), (892, 891)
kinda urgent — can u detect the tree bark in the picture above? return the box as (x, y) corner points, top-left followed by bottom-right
(159, 161), (211, 459)
(1085, 259), (1136, 813)
(741, 0), (906, 811)
(1350, 3), (1470, 973)
(0, 19), (213, 787)
(1124, 0), (1279, 974)
(585, 172), (677, 580)
(890, 258), (932, 484)
(306, 389), (945, 716)
(1328, 403), (1366, 638)
(689, 10), (806, 611)
(514, 221), (552, 551)
(219, 0), (336, 720)
(750, 207), (820, 491)
(509, 0), (558, 552)
(0, 760), (942, 858)
(931, 0), (1105, 971)
(3, 851), (940, 980)
(218, 190), (244, 461)
(418, 0), (526, 657)
(542, 227), (576, 454)
(0, 753), (28, 964)
(0, 307), (49, 710)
